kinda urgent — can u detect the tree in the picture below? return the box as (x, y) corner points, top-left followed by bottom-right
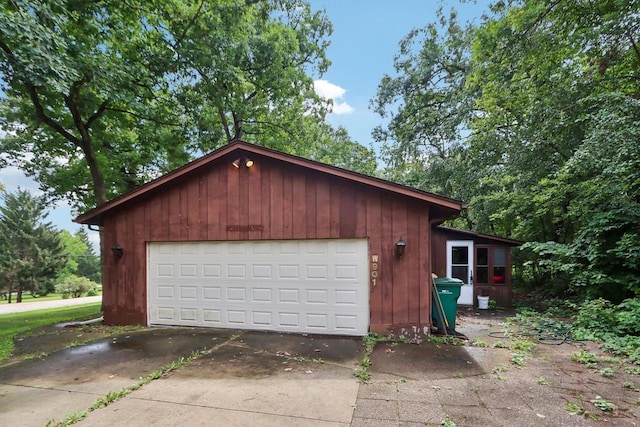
(58, 228), (101, 284)
(0, 0), (338, 214)
(373, 0), (640, 301)
(465, 0), (640, 299)
(0, 189), (67, 302)
(371, 8), (477, 190)
(171, 0), (333, 154)
(74, 228), (101, 284)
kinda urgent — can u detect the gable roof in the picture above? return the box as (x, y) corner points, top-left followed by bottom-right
(435, 225), (523, 246)
(75, 140), (467, 226)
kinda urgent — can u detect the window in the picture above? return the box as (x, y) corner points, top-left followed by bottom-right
(451, 246), (469, 282)
(475, 246), (508, 285)
(493, 247), (506, 284)
(476, 247), (489, 284)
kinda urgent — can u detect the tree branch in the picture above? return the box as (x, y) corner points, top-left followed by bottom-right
(85, 101), (108, 129)
(172, 0), (207, 50)
(628, 33), (640, 63)
(231, 110), (242, 141)
(218, 108), (232, 141)
(104, 107), (181, 127)
(0, 35), (80, 144)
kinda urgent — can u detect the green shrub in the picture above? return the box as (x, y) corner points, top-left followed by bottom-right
(570, 297), (640, 362)
(55, 276), (98, 299)
(571, 298), (620, 340)
(86, 288), (99, 297)
(616, 298), (640, 335)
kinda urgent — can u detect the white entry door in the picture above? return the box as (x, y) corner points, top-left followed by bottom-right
(147, 239), (370, 336)
(446, 241), (474, 305)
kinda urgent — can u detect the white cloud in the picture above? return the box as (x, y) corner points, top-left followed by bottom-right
(314, 79), (346, 99)
(331, 102), (355, 115)
(313, 79), (355, 115)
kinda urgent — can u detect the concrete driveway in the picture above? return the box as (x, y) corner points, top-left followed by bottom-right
(0, 328), (361, 426)
(2, 312), (639, 426)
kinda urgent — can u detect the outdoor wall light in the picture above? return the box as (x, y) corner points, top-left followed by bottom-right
(396, 236), (406, 258)
(111, 243), (124, 258)
(232, 157), (254, 168)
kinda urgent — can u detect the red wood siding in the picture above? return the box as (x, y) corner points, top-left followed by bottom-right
(101, 155), (434, 333)
(431, 227), (515, 308)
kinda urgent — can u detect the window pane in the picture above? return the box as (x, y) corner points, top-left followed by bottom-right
(493, 247), (506, 266)
(451, 266), (468, 281)
(493, 266), (506, 284)
(452, 247), (468, 264)
(476, 267), (488, 284)
(476, 247), (488, 266)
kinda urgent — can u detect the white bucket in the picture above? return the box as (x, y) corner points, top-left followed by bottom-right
(477, 296), (489, 310)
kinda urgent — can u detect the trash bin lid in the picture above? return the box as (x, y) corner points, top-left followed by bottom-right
(434, 277), (464, 287)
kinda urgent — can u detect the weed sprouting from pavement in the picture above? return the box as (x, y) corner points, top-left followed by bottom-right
(491, 364), (508, 380)
(511, 351), (530, 367)
(442, 414), (457, 426)
(536, 376), (553, 386)
(600, 367), (615, 378)
(590, 396), (616, 412)
(572, 349), (598, 367)
(566, 395), (599, 421)
(353, 332), (397, 383)
(429, 335), (463, 346)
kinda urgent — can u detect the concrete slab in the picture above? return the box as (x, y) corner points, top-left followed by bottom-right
(81, 398), (351, 427)
(85, 377), (358, 426)
(369, 340), (485, 380)
(0, 384), (102, 427)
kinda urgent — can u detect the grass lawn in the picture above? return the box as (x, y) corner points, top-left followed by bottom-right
(0, 302), (102, 363)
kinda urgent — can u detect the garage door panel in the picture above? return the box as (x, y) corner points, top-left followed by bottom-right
(227, 264), (246, 278)
(148, 239), (369, 336)
(203, 309), (221, 323)
(276, 288), (298, 303)
(180, 308), (197, 321)
(252, 264), (272, 278)
(203, 264), (221, 277)
(278, 265), (299, 279)
(252, 288), (272, 302)
(306, 289), (327, 304)
(179, 286), (197, 299)
(157, 307), (175, 320)
(156, 285), (174, 299)
(203, 286), (221, 300)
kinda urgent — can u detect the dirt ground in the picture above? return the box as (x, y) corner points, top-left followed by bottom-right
(453, 309), (640, 426)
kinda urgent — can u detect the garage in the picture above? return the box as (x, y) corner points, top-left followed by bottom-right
(75, 140), (465, 336)
(148, 239), (369, 335)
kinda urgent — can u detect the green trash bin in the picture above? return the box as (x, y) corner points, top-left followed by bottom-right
(432, 277), (463, 333)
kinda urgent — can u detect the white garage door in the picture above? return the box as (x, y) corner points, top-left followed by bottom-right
(148, 239), (369, 336)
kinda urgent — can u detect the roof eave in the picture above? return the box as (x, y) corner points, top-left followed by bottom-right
(75, 141), (466, 226)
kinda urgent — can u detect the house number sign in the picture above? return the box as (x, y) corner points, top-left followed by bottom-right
(371, 254), (379, 286)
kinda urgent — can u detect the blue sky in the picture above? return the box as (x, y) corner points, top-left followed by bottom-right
(310, 0), (491, 148)
(0, 0), (491, 240)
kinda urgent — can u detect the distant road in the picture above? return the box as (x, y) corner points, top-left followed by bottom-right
(0, 296), (102, 315)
